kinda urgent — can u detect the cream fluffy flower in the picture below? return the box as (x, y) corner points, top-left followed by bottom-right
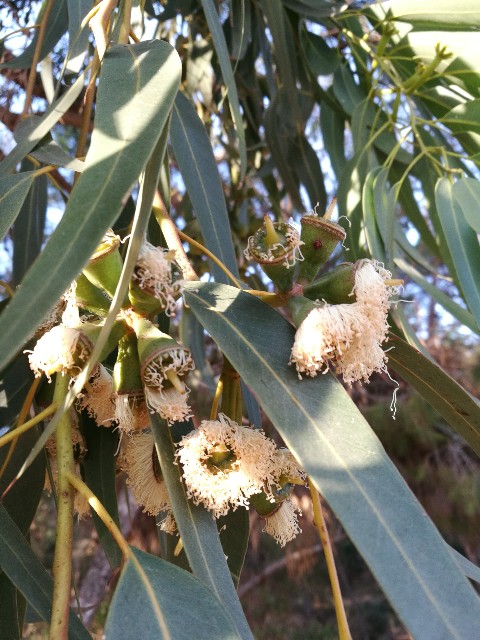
(133, 242), (183, 316)
(263, 498), (302, 547)
(114, 394), (150, 433)
(26, 326), (89, 380)
(78, 365), (115, 426)
(142, 347), (194, 425)
(176, 414), (278, 518)
(119, 431), (172, 517)
(291, 260), (399, 384)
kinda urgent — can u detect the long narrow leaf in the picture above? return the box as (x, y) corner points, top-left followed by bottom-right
(185, 282), (480, 640)
(0, 173), (35, 241)
(0, 40), (181, 372)
(435, 178), (480, 329)
(200, 0), (247, 178)
(387, 335), (480, 457)
(171, 92), (239, 283)
(0, 505), (90, 639)
(105, 547), (242, 639)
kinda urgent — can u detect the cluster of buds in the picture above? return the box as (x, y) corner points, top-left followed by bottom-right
(244, 206), (401, 385)
(25, 230), (195, 519)
(176, 414), (305, 546)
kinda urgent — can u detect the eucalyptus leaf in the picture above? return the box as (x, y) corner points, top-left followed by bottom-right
(0, 0), (68, 69)
(435, 178), (480, 329)
(185, 282), (480, 639)
(0, 40), (182, 372)
(66, 0), (91, 75)
(0, 505), (90, 639)
(0, 172), (35, 242)
(105, 547), (242, 639)
(452, 177), (480, 233)
(171, 92), (239, 283)
(369, 0), (480, 30)
(387, 335), (480, 457)
(81, 412), (122, 569)
(200, 0), (247, 178)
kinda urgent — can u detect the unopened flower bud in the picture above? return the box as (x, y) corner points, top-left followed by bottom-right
(82, 230), (125, 301)
(244, 217), (304, 291)
(297, 215), (346, 284)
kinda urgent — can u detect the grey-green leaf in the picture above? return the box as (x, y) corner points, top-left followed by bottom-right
(200, 0), (247, 178)
(0, 40), (182, 372)
(387, 335), (480, 456)
(105, 547), (242, 639)
(171, 92), (239, 283)
(0, 505), (90, 639)
(0, 172), (35, 241)
(185, 282), (480, 640)
(435, 177), (480, 329)
(0, 0), (68, 69)
(452, 177), (480, 233)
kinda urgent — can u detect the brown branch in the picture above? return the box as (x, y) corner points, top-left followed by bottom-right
(238, 544), (323, 599)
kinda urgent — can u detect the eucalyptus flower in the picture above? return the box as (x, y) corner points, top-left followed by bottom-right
(176, 414), (277, 518)
(119, 430), (172, 518)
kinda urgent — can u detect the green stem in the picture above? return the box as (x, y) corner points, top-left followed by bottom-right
(50, 375), (75, 640)
(310, 482), (352, 640)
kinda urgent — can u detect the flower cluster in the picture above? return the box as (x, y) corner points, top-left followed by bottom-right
(176, 414), (305, 545)
(290, 260), (399, 384)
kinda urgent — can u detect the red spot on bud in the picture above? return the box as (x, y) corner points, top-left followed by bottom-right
(313, 239), (323, 249)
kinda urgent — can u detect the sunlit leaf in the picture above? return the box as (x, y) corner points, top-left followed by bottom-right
(452, 177), (480, 233)
(435, 177), (480, 328)
(171, 92), (239, 283)
(105, 547), (242, 639)
(0, 40), (181, 372)
(185, 282), (480, 639)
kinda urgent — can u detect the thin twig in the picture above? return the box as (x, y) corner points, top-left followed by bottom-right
(310, 482), (352, 640)
(22, 0), (55, 116)
(50, 375), (75, 640)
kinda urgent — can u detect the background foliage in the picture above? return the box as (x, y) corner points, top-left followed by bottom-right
(0, 0), (480, 638)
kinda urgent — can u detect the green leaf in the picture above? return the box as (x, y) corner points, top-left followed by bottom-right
(0, 68), (87, 176)
(218, 508), (249, 587)
(260, 0), (299, 121)
(150, 414), (254, 640)
(435, 177), (480, 328)
(185, 282), (480, 639)
(387, 335), (480, 457)
(442, 99), (480, 134)
(12, 164), (47, 285)
(448, 545), (480, 584)
(0, 172), (35, 241)
(170, 92), (239, 283)
(369, 0), (480, 30)
(105, 547), (242, 639)
(200, 0), (247, 178)
(394, 256), (479, 334)
(81, 412), (122, 569)
(0, 505), (90, 639)
(362, 167), (386, 262)
(0, 40), (181, 372)
(66, 0), (91, 75)
(300, 26), (339, 76)
(452, 177), (480, 233)
(0, 572), (23, 640)
(0, 0), (68, 69)
(30, 139), (85, 172)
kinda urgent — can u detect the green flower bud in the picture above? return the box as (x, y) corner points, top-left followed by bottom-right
(83, 230), (125, 301)
(297, 215), (346, 284)
(244, 217), (304, 292)
(303, 262), (356, 304)
(75, 273), (111, 316)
